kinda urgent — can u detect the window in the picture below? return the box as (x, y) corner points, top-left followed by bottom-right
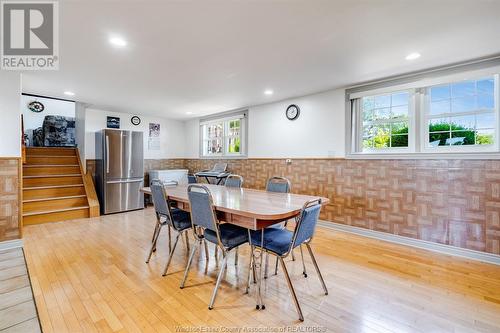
(349, 72), (499, 156)
(360, 91), (411, 151)
(424, 77), (496, 151)
(200, 114), (246, 157)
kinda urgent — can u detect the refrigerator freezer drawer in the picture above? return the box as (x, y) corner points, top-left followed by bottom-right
(104, 179), (144, 214)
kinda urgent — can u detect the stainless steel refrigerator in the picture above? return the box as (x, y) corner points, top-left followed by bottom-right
(95, 129), (144, 214)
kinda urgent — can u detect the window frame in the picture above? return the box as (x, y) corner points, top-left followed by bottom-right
(347, 68), (500, 158)
(199, 113), (247, 158)
(419, 74), (499, 154)
(356, 89), (417, 154)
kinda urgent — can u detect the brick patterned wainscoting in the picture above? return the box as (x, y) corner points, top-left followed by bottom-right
(86, 159), (185, 182)
(184, 158), (500, 256)
(86, 158), (500, 255)
(0, 158), (21, 241)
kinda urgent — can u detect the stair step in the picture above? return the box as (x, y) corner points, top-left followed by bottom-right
(23, 196), (88, 213)
(23, 174), (82, 179)
(25, 147), (76, 156)
(24, 164), (79, 168)
(23, 175), (83, 187)
(23, 194), (86, 203)
(25, 156), (78, 165)
(24, 184), (84, 190)
(23, 185), (86, 200)
(23, 206), (90, 225)
(23, 165), (81, 176)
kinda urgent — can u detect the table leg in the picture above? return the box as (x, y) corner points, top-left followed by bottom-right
(247, 229), (264, 309)
(258, 228), (265, 309)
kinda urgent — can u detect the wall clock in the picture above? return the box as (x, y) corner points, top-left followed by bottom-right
(28, 101), (44, 113)
(131, 116), (141, 126)
(286, 104), (300, 120)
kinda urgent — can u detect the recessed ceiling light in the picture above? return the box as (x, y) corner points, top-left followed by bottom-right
(64, 91), (75, 96)
(186, 112), (193, 115)
(405, 52), (421, 60)
(109, 37), (127, 47)
(264, 89), (274, 95)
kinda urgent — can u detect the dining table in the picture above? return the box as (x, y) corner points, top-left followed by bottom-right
(140, 183), (329, 310)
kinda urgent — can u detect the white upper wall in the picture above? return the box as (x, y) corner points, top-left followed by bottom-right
(248, 89), (345, 158)
(183, 88), (346, 158)
(85, 108), (185, 160)
(184, 119), (200, 158)
(0, 72), (21, 157)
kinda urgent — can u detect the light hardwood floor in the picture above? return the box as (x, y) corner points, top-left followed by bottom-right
(22, 208), (500, 333)
(0, 248), (41, 333)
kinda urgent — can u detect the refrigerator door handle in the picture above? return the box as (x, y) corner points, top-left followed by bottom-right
(106, 135), (110, 174)
(106, 179), (143, 184)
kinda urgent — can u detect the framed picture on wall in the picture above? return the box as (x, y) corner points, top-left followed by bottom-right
(107, 116), (120, 129)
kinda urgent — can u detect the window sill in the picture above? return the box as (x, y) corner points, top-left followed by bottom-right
(199, 155), (248, 160)
(347, 152), (500, 160)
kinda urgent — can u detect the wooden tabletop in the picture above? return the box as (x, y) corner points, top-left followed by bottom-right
(141, 184), (329, 222)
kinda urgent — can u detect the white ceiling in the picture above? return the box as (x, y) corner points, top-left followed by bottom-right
(22, 0), (500, 120)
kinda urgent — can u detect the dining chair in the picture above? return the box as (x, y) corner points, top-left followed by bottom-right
(188, 174), (197, 184)
(181, 184), (249, 310)
(147, 179), (207, 276)
(223, 174), (244, 265)
(248, 199), (328, 321)
(224, 174), (243, 188)
(264, 176), (302, 277)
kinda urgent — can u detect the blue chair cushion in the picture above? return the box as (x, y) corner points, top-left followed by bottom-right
(170, 209), (192, 231)
(250, 228), (294, 256)
(204, 223), (248, 249)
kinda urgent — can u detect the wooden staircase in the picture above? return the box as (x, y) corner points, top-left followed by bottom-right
(22, 147), (99, 225)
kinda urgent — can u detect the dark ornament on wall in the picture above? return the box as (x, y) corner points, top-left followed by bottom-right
(28, 101), (45, 113)
(107, 116), (120, 129)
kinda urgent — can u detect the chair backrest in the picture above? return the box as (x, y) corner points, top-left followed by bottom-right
(187, 175), (197, 184)
(150, 179), (173, 225)
(212, 163), (227, 173)
(266, 176), (291, 193)
(225, 174), (243, 188)
(292, 199), (322, 248)
(187, 185), (219, 234)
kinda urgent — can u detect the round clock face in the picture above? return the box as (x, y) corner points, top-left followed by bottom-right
(286, 104), (300, 120)
(28, 101), (44, 113)
(131, 116), (141, 126)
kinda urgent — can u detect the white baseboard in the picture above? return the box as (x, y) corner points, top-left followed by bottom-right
(0, 239), (23, 252)
(318, 221), (500, 266)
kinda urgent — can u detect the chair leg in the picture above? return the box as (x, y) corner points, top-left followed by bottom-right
(162, 232), (181, 276)
(184, 232), (190, 252)
(146, 224), (161, 263)
(279, 256), (304, 321)
(214, 245), (219, 262)
(234, 247), (239, 266)
(168, 225), (172, 253)
(274, 256), (279, 275)
(203, 239), (209, 262)
(291, 249), (296, 261)
(305, 243), (328, 295)
(264, 252), (269, 279)
(180, 239), (200, 289)
(245, 246), (253, 294)
(208, 253), (228, 310)
(300, 245), (307, 278)
(151, 223), (159, 243)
